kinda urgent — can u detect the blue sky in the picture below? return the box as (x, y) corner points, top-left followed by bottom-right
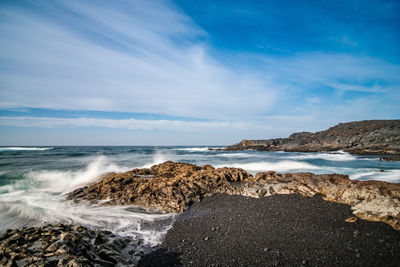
(0, 0), (399, 145)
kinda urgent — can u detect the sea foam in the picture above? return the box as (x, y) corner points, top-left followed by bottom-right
(0, 156), (175, 248)
(215, 160), (319, 173)
(0, 147), (53, 151)
(285, 151), (357, 162)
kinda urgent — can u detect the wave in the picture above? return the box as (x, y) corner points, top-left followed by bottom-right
(0, 195), (175, 247)
(0, 155), (174, 248)
(176, 147), (211, 152)
(0, 147), (54, 151)
(218, 153), (254, 158)
(350, 169), (400, 183)
(285, 151), (357, 162)
(143, 150), (172, 168)
(25, 156), (129, 193)
(215, 160), (319, 173)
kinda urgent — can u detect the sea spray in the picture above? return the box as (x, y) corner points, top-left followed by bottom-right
(0, 155), (175, 250)
(0, 146), (399, 252)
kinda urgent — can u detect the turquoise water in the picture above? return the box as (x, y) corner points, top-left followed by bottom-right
(0, 146), (399, 246)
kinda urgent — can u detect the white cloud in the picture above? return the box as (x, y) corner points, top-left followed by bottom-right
(0, 0), (277, 119)
(0, 116), (262, 132)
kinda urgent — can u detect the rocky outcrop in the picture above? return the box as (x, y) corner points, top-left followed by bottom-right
(244, 171), (400, 230)
(67, 161), (400, 230)
(224, 120), (400, 155)
(67, 161), (252, 213)
(0, 224), (137, 266)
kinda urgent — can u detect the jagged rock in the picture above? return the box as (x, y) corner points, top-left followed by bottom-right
(67, 161), (251, 213)
(67, 161), (400, 230)
(246, 171), (400, 230)
(0, 224), (135, 267)
(223, 120), (400, 155)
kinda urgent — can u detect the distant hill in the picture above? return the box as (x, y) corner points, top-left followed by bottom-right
(224, 120), (400, 155)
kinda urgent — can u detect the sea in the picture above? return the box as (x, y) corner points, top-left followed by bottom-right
(1, 146), (399, 250)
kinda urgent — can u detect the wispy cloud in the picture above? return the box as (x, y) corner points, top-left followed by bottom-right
(0, 0), (399, 145)
(0, 116), (261, 131)
(0, 0), (277, 119)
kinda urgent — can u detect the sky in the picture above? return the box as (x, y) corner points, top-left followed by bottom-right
(0, 0), (399, 145)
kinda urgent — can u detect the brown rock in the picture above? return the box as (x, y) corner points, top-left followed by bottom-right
(250, 171), (400, 230)
(223, 120), (400, 155)
(66, 161), (400, 230)
(67, 161), (251, 213)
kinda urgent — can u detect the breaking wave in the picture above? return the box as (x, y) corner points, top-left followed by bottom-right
(215, 160), (319, 173)
(0, 147), (53, 151)
(0, 156), (175, 248)
(350, 169), (400, 183)
(176, 147), (211, 152)
(286, 151), (358, 162)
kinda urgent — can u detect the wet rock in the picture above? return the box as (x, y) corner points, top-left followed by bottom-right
(0, 224), (137, 266)
(67, 161), (251, 213)
(66, 161), (400, 230)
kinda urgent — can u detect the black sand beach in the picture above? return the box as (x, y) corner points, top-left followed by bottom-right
(139, 194), (400, 266)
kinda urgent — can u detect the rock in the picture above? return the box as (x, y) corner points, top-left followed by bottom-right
(380, 155), (400, 161)
(0, 224), (136, 266)
(66, 161), (400, 230)
(251, 171), (400, 230)
(345, 217), (358, 223)
(67, 161), (251, 213)
(223, 120), (400, 155)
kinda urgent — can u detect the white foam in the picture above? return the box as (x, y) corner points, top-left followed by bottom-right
(218, 153), (253, 158)
(215, 160), (319, 173)
(0, 156), (175, 248)
(285, 151), (357, 162)
(350, 169), (400, 183)
(26, 156), (128, 193)
(0, 147), (53, 151)
(143, 150), (172, 168)
(176, 147), (210, 152)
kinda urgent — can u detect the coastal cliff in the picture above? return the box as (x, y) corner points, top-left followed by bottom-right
(223, 120), (400, 155)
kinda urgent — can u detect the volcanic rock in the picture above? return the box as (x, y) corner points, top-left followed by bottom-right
(223, 120), (400, 155)
(67, 161), (251, 213)
(67, 161), (400, 230)
(0, 224), (136, 266)
(244, 171), (400, 230)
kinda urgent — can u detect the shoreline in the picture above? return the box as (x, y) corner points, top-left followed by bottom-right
(139, 194), (400, 266)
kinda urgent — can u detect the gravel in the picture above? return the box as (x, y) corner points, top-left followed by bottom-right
(139, 194), (400, 266)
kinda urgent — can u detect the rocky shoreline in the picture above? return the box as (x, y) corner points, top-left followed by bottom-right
(223, 120), (400, 155)
(139, 194), (400, 266)
(0, 224), (138, 266)
(2, 161), (400, 266)
(67, 161), (400, 230)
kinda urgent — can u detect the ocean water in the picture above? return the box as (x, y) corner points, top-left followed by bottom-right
(0, 146), (399, 249)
